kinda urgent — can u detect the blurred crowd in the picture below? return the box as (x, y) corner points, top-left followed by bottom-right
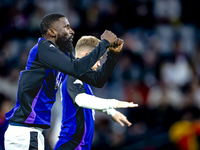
(1, 0), (200, 149)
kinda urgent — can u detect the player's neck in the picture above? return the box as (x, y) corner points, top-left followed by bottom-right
(46, 37), (57, 47)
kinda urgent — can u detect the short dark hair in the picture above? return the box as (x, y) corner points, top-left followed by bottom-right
(40, 13), (65, 37)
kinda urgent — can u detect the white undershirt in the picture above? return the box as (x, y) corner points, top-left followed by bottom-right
(75, 93), (118, 116)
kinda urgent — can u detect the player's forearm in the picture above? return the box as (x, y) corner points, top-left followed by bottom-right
(79, 50), (121, 88)
(39, 39), (109, 77)
(95, 50), (121, 87)
(73, 39), (110, 76)
(75, 93), (118, 110)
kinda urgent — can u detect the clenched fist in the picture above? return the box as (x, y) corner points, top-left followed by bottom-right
(101, 30), (117, 44)
(109, 38), (124, 53)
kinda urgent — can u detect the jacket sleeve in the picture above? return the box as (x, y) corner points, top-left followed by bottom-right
(78, 50), (121, 88)
(75, 93), (118, 110)
(38, 39), (110, 77)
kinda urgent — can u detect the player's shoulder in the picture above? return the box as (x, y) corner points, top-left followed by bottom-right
(67, 76), (84, 86)
(38, 39), (57, 51)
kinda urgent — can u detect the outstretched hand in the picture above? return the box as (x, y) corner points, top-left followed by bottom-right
(109, 38), (124, 53)
(116, 101), (138, 108)
(112, 111), (132, 127)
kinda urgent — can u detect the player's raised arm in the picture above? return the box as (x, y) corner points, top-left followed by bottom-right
(78, 39), (124, 88)
(38, 30), (117, 77)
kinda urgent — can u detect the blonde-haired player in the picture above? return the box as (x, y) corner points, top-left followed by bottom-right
(54, 36), (138, 150)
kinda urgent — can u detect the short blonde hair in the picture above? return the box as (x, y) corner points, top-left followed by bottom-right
(75, 36), (100, 52)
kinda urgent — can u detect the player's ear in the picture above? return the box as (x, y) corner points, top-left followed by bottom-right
(47, 28), (57, 38)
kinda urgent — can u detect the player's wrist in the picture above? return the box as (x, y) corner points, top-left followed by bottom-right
(103, 108), (117, 117)
(101, 39), (110, 47)
(107, 49), (122, 56)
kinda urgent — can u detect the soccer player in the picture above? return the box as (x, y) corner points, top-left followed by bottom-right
(4, 13), (120, 150)
(54, 36), (138, 150)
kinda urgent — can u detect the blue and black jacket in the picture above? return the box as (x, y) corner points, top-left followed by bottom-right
(5, 37), (121, 129)
(54, 75), (95, 150)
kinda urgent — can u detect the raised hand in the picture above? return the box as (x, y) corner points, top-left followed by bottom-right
(109, 38), (124, 53)
(112, 111), (132, 127)
(100, 30), (117, 44)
